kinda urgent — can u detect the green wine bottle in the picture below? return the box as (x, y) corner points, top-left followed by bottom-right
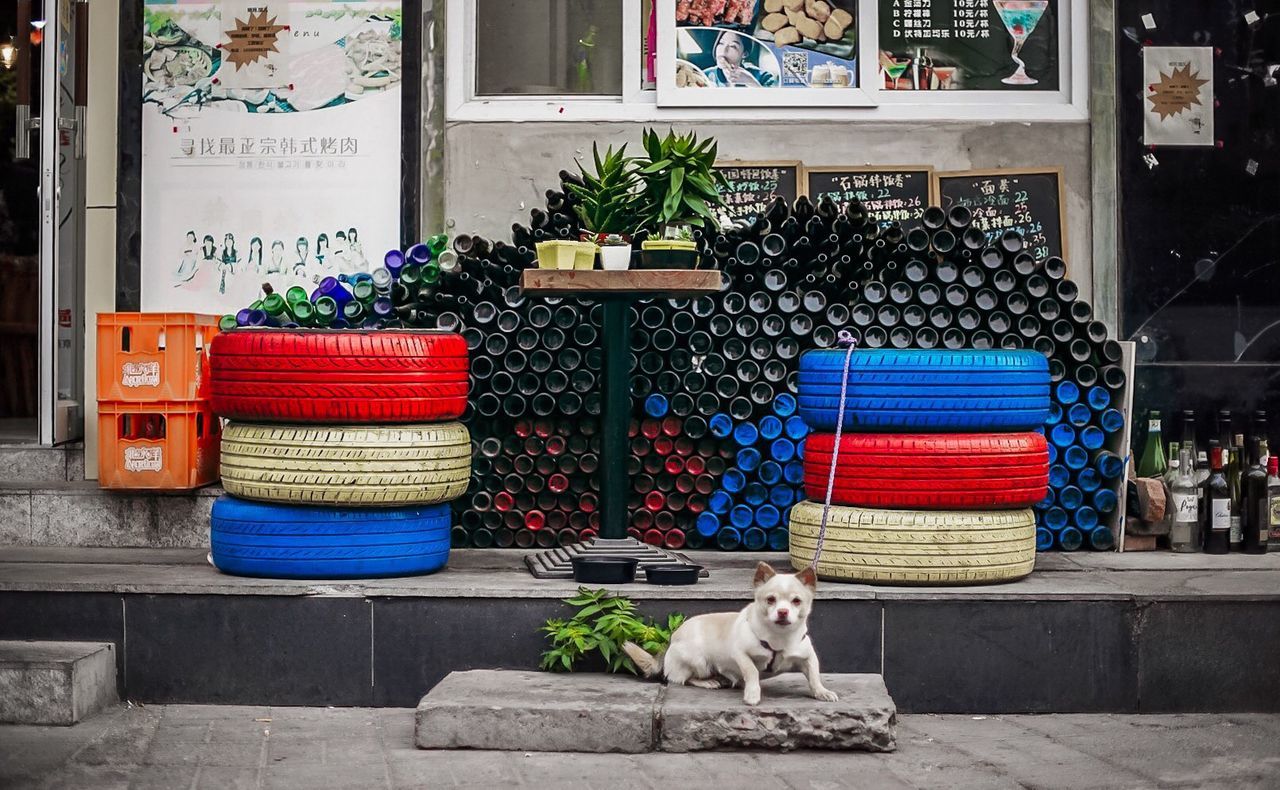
(262, 292), (293, 322)
(352, 280), (376, 305)
(426, 233), (449, 258)
(342, 300), (366, 323)
(292, 300), (316, 327)
(313, 296), (338, 327)
(218, 314), (238, 331)
(285, 286), (310, 308)
(1136, 411), (1167, 478)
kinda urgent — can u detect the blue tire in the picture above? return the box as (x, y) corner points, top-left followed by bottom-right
(210, 495), (451, 579)
(797, 349), (1050, 432)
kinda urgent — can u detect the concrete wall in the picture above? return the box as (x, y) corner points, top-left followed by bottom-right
(442, 121), (1096, 301)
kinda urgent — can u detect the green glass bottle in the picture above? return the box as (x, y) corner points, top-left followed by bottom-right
(343, 300), (366, 323)
(426, 233), (449, 258)
(400, 264), (423, 292)
(249, 299), (264, 311)
(292, 300), (315, 327)
(262, 292), (293, 322)
(219, 314), (238, 331)
(313, 296), (338, 327)
(1136, 411), (1167, 478)
(352, 280), (376, 305)
(285, 285), (310, 308)
(422, 261), (441, 286)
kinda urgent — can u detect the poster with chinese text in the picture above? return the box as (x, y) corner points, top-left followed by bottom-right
(141, 1), (403, 313)
(1142, 46), (1214, 147)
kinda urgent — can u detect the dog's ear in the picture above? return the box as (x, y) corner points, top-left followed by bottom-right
(797, 566), (818, 589)
(753, 562), (777, 586)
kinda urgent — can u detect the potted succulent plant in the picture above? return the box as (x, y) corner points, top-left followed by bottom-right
(563, 142), (642, 271)
(636, 128), (728, 270)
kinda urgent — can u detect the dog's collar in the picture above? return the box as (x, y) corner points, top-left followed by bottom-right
(757, 630), (807, 673)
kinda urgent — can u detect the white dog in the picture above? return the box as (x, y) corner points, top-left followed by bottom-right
(623, 562), (838, 705)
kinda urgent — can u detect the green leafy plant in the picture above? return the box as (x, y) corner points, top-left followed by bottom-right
(540, 587), (685, 674)
(565, 143), (643, 236)
(638, 128), (729, 232)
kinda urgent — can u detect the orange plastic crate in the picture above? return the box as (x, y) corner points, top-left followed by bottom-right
(97, 400), (221, 490)
(97, 313), (221, 402)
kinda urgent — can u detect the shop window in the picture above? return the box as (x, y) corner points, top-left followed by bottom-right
(474, 0), (624, 96)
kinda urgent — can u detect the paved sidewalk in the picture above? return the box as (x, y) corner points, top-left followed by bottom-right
(2, 705), (1278, 789)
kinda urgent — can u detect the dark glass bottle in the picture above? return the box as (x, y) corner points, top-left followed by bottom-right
(1204, 445), (1230, 554)
(1244, 437), (1269, 554)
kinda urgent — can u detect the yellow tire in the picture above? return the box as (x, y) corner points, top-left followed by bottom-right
(787, 500), (1036, 586)
(220, 422), (471, 506)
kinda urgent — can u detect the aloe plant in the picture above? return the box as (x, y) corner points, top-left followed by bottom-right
(564, 143), (643, 236)
(638, 128), (729, 232)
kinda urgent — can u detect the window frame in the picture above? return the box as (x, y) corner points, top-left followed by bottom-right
(447, 0), (1089, 123)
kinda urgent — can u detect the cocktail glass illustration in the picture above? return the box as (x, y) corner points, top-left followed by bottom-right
(992, 0), (1048, 85)
(882, 56), (910, 89)
(931, 65), (957, 90)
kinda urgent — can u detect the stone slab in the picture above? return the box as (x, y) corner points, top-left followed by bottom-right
(0, 640), (117, 725)
(415, 670), (895, 753)
(659, 674), (896, 752)
(415, 670), (660, 753)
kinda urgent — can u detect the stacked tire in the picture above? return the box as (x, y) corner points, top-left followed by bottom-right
(206, 330), (471, 579)
(788, 349), (1051, 585)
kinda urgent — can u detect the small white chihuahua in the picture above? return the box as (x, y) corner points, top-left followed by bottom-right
(623, 562), (838, 706)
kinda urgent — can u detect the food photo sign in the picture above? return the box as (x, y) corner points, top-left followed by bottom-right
(140, 1), (403, 313)
(657, 0), (874, 106)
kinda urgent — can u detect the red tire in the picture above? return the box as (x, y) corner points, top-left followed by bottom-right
(803, 432), (1049, 509)
(210, 329), (468, 423)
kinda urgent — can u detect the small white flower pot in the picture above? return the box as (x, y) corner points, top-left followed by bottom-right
(599, 244), (632, 271)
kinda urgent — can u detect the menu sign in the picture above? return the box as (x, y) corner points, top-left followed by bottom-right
(935, 168), (1066, 261)
(877, 0), (1060, 91)
(805, 166), (934, 227)
(714, 161), (801, 224)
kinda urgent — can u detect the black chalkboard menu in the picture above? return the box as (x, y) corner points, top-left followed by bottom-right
(877, 0), (1060, 91)
(935, 168), (1066, 261)
(805, 166), (935, 227)
(714, 161), (802, 224)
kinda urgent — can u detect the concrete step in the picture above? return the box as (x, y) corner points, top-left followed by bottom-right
(415, 669), (896, 753)
(0, 640), (118, 725)
(0, 443), (85, 484)
(0, 481), (217, 547)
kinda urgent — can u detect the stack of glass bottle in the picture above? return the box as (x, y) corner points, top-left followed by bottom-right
(216, 170), (1130, 551)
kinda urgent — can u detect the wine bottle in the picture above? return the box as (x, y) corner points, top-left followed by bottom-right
(1204, 445), (1231, 554)
(1244, 437), (1269, 554)
(1267, 456), (1280, 550)
(1229, 434), (1244, 549)
(1136, 412), (1167, 478)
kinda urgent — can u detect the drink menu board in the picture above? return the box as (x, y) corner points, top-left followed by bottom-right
(935, 167), (1066, 261)
(805, 166), (935, 227)
(877, 0), (1060, 91)
(714, 161), (801, 224)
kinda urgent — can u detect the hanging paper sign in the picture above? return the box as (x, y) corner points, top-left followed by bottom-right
(141, 1), (404, 313)
(1142, 46), (1214, 147)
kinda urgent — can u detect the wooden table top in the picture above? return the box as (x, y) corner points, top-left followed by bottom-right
(520, 269), (723, 298)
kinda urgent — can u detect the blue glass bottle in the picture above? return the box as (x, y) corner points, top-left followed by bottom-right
(1048, 465), (1071, 488)
(1074, 505), (1099, 531)
(784, 461), (805, 484)
(1100, 408), (1125, 434)
(1057, 526), (1084, 551)
(770, 485), (797, 508)
(770, 438), (796, 462)
(1087, 525), (1115, 551)
(755, 504), (781, 530)
(1046, 443), (1058, 464)
(235, 308), (253, 327)
(406, 243), (431, 265)
(709, 413), (733, 438)
(1086, 386), (1111, 411)
(1046, 402), (1063, 426)
(743, 483), (768, 506)
(1045, 507), (1069, 530)
(742, 527), (768, 551)
(1080, 426), (1105, 450)
(758, 460), (783, 486)
(1056, 380), (1080, 405)
(1063, 445), (1088, 470)
(736, 447), (762, 472)
(1068, 403), (1092, 427)
(384, 248), (407, 276)
(734, 422), (759, 447)
(1034, 488), (1056, 511)
(721, 468), (746, 493)
(717, 527), (743, 551)
(1092, 488), (1118, 513)
(708, 490), (732, 514)
(758, 415), (783, 441)
(1076, 467), (1101, 492)
(644, 394), (669, 418)
(784, 415), (809, 440)
(311, 276), (353, 309)
(1095, 451), (1125, 480)
(1059, 485), (1084, 510)
(1036, 527), (1055, 551)
(696, 512), (720, 537)
(773, 393), (798, 417)
(729, 505), (754, 529)
(1050, 424), (1076, 448)
(767, 528), (790, 551)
